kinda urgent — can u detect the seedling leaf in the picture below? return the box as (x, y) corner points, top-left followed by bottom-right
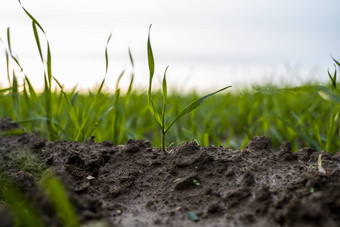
(188, 211), (199, 222)
(147, 25), (162, 127)
(165, 86), (232, 133)
(32, 22), (44, 62)
(105, 32), (112, 76)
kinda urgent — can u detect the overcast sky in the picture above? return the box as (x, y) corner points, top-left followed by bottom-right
(1, 0), (340, 91)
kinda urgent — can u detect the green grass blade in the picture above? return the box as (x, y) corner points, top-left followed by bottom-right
(113, 88), (121, 144)
(118, 49), (135, 144)
(6, 27), (15, 60)
(126, 74), (134, 102)
(6, 27), (25, 72)
(147, 25), (155, 82)
(332, 56), (340, 68)
(71, 91), (79, 106)
(1, 32), (10, 82)
(12, 70), (19, 120)
(112, 70), (125, 144)
(105, 32), (112, 76)
(0, 87), (11, 94)
(165, 86), (232, 133)
(23, 79), (30, 106)
(278, 116), (322, 151)
(44, 73), (55, 140)
(41, 174), (80, 227)
(325, 110), (338, 153)
(53, 77), (80, 137)
(86, 106), (114, 139)
(116, 69), (125, 90)
(47, 42), (52, 86)
(96, 78), (106, 96)
(269, 126), (284, 144)
(147, 25), (162, 127)
(16, 117), (68, 139)
(5, 49), (10, 84)
(128, 46), (134, 68)
(318, 88), (340, 103)
(0, 128), (26, 136)
(10, 55), (24, 72)
(312, 121), (323, 147)
(32, 22), (44, 62)
(77, 78), (106, 139)
(18, 0), (45, 33)
(25, 76), (38, 99)
(6, 27), (12, 56)
(160, 66), (169, 151)
(162, 66), (169, 127)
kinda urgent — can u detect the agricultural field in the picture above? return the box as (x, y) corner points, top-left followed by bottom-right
(1, 2), (340, 227)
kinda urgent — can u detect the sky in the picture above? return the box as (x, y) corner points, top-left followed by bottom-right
(1, 0), (340, 91)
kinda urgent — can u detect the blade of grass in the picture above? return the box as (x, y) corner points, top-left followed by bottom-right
(12, 70), (19, 121)
(75, 32), (111, 140)
(23, 79), (30, 107)
(5, 49), (10, 84)
(113, 88), (120, 144)
(326, 110), (338, 153)
(147, 25), (162, 128)
(105, 32), (112, 76)
(331, 55), (340, 67)
(112, 70), (125, 144)
(25, 76), (38, 99)
(328, 67), (337, 90)
(41, 173), (80, 227)
(118, 48), (135, 144)
(0, 87), (11, 94)
(86, 106), (114, 139)
(7, 27), (12, 56)
(18, 2), (57, 140)
(32, 22), (44, 62)
(165, 86), (232, 134)
(0, 128), (26, 136)
(128, 46), (134, 68)
(44, 73), (55, 140)
(161, 66), (169, 150)
(53, 77), (80, 139)
(6, 27), (24, 72)
(47, 43), (52, 87)
(0, 34), (11, 83)
(278, 116), (322, 151)
(18, 0), (45, 33)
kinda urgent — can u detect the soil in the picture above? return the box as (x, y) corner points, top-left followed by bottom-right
(0, 117), (340, 227)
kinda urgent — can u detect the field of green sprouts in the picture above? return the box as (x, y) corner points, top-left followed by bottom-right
(1, 2), (340, 154)
(1, 73), (340, 153)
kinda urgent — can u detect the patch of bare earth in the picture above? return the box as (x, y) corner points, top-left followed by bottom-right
(0, 117), (340, 226)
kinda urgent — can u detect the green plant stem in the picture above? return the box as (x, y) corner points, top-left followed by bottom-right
(161, 130), (166, 154)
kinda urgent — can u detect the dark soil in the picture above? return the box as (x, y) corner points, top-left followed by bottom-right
(0, 117), (340, 227)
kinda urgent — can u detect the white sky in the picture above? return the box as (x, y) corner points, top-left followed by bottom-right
(1, 0), (340, 91)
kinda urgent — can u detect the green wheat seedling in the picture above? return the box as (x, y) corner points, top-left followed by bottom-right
(18, 0), (57, 140)
(147, 25), (232, 153)
(328, 56), (339, 90)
